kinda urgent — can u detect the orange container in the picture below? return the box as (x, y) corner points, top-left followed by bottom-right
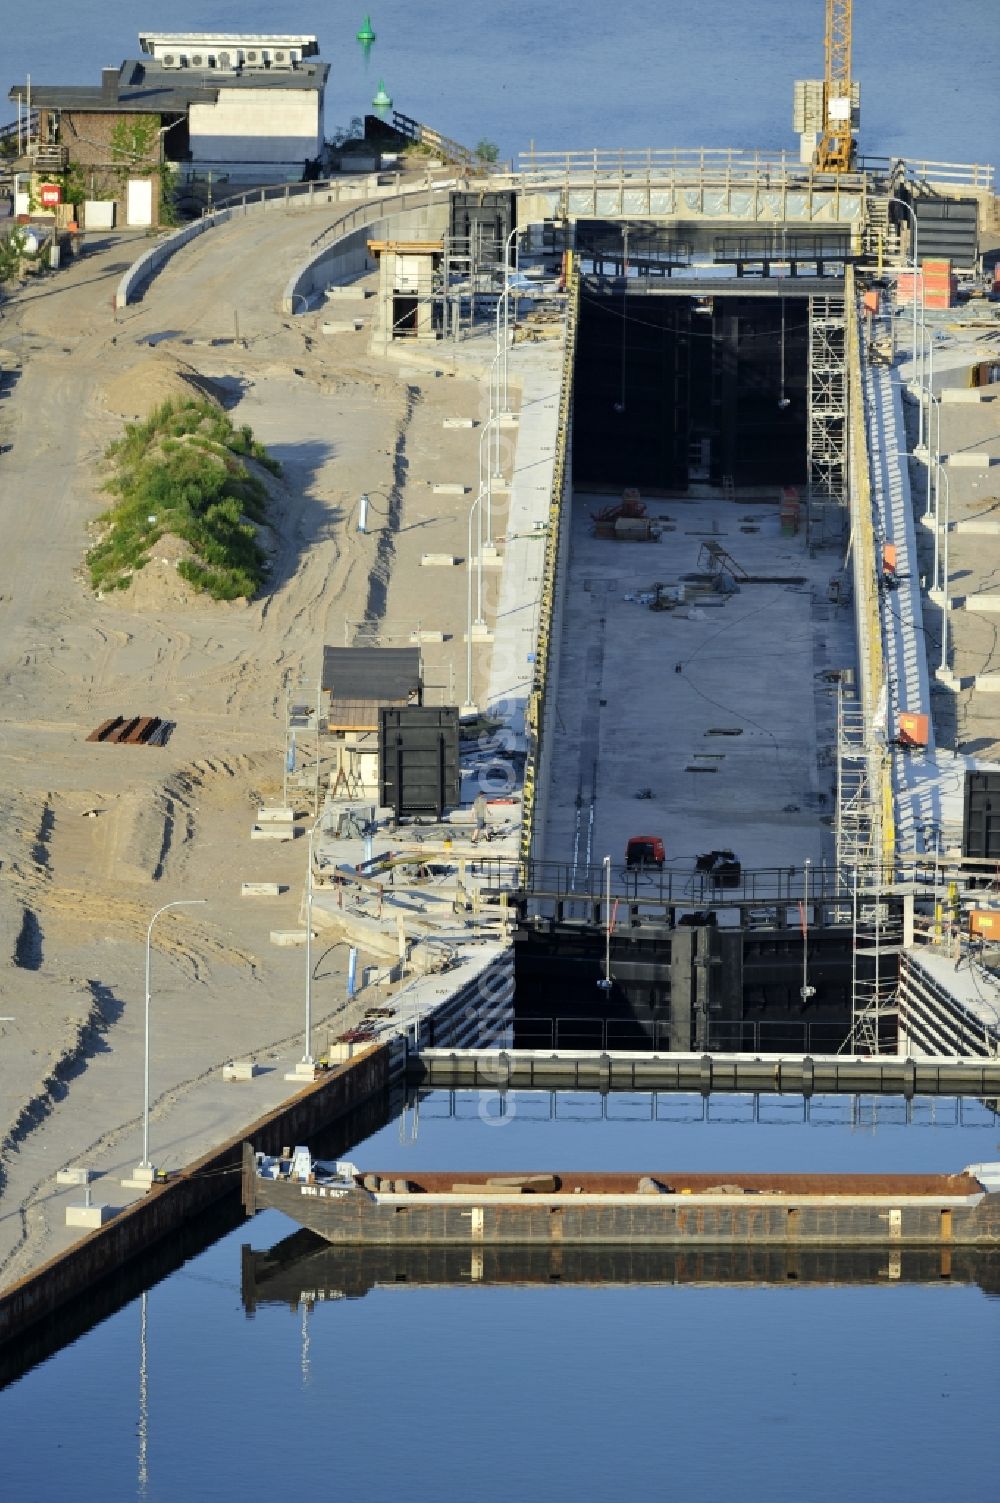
(896, 271), (923, 305)
(863, 288), (880, 314)
(969, 910), (1000, 939)
(882, 542), (898, 575)
(897, 712), (929, 747)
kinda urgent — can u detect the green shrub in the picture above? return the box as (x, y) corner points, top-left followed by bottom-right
(87, 396), (277, 599)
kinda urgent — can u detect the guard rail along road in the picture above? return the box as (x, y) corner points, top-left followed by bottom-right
(113, 176), (452, 311)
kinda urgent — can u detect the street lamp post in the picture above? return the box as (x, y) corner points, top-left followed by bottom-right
(933, 460), (949, 601)
(498, 216), (560, 409)
(494, 284), (510, 412)
(465, 488), (486, 709)
(283, 814), (327, 1083)
(138, 899), (207, 1180)
(800, 860), (816, 1005)
(924, 388), (941, 523)
(912, 318), (934, 456)
(303, 816), (323, 1068)
(938, 464), (952, 676)
(499, 223), (523, 411)
(887, 196), (923, 444)
(478, 401), (502, 548)
(597, 856), (612, 990)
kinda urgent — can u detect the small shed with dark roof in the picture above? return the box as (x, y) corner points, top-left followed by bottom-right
(323, 647), (422, 732)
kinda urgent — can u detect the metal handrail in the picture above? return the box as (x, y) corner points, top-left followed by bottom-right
(513, 145), (993, 193)
(515, 147), (867, 189)
(903, 159), (995, 189)
(518, 269), (580, 882)
(506, 859), (907, 908)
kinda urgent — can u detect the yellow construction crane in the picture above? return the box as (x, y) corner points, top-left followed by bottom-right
(815, 0), (855, 172)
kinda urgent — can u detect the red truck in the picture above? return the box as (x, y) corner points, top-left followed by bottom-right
(626, 835), (665, 869)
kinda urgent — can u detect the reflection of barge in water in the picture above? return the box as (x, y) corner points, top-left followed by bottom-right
(241, 1227), (1000, 1309)
(242, 1145), (1000, 1248)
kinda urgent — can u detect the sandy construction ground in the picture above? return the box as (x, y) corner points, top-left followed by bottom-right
(0, 210), (506, 1285)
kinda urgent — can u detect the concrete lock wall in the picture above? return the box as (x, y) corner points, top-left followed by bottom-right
(531, 428), (574, 863)
(0, 1044), (389, 1348)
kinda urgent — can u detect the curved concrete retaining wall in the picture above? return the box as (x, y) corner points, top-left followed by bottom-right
(281, 191), (450, 313)
(115, 212), (230, 308)
(113, 175), (447, 311)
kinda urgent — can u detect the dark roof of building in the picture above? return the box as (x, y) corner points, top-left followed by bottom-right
(9, 58), (328, 113)
(322, 647), (422, 700)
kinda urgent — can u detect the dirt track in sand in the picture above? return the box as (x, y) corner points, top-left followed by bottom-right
(0, 205), (497, 1283)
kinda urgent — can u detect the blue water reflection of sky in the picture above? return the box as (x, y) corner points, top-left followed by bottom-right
(358, 1090), (1000, 1175)
(2, 1094), (997, 1503)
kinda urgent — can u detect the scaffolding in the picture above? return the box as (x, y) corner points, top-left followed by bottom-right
(834, 677), (877, 871)
(849, 877), (903, 1053)
(282, 676), (324, 818)
(835, 685), (901, 1052)
(836, 268), (899, 1049)
(806, 291), (847, 543)
(442, 230), (505, 342)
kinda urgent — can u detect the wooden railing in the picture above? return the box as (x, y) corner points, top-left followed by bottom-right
(904, 159), (995, 191)
(516, 145), (870, 191)
(26, 144), (68, 172)
(390, 110), (483, 172)
(512, 145), (993, 197)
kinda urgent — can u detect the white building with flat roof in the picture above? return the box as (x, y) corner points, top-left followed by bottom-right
(137, 34), (321, 67)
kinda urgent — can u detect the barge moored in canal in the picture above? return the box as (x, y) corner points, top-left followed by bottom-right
(242, 1145), (1000, 1248)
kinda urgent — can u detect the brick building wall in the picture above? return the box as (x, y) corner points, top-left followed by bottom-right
(41, 108), (162, 224)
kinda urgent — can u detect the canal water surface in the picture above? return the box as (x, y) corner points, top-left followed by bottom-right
(3, 2), (998, 1497)
(3, 1092), (997, 1503)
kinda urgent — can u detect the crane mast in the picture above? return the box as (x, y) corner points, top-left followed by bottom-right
(815, 0), (855, 172)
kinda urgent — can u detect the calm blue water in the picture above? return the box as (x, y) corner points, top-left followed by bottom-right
(2, 5), (998, 1494)
(3, 1095), (999, 1502)
(4, 0), (998, 164)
